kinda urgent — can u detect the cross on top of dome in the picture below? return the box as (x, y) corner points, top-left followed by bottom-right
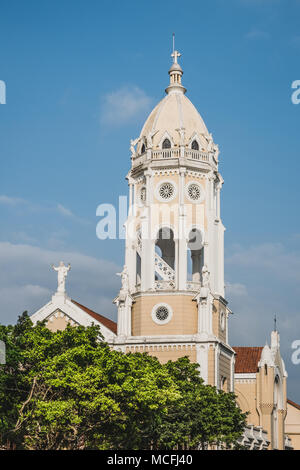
(167, 36), (185, 94)
(171, 49), (181, 64)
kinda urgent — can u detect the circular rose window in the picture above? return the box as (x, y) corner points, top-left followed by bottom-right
(155, 306), (169, 322)
(159, 182), (174, 200)
(187, 183), (201, 201)
(151, 303), (173, 325)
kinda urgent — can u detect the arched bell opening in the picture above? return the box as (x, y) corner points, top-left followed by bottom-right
(155, 227), (175, 282)
(187, 228), (203, 283)
(155, 227), (175, 269)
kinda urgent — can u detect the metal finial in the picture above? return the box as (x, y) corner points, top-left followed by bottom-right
(171, 33), (181, 64)
(274, 315), (277, 332)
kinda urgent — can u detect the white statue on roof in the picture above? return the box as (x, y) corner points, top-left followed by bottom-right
(202, 264), (210, 288)
(117, 265), (129, 292)
(130, 138), (139, 158)
(51, 261), (71, 294)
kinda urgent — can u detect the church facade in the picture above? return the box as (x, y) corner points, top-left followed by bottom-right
(30, 50), (299, 450)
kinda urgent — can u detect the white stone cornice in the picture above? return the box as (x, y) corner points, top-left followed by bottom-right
(235, 373), (257, 380)
(30, 297), (116, 341)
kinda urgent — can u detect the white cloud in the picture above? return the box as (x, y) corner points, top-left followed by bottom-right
(100, 86), (153, 126)
(226, 242), (300, 282)
(11, 232), (37, 244)
(245, 29), (270, 40)
(225, 282), (248, 297)
(0, 195), (27, 205)
(57, 203), (74, 217)
(0, 242), (121, 325)
(225, 239), (300, 401)
(0, 195), (90, 228)
(57, 203), (91, 226)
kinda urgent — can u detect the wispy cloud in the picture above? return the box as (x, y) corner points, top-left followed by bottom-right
(100, 86), (153, 126)
(0, 196), (90, 226)
(11, 232), (38, 245)
(245, 29), (270, 40)
(225, 238), (300, 401)
(57, 203), (74, 218)
(226, 282), (248, 297)
(56, 203), (90, 225)
(0, 195), (27, 205)
(0, 242), (121, 325)
(226, 242), (300, 282)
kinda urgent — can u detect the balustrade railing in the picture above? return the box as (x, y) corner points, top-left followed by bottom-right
(186, 281), (201, 291)
(132, 148), (211, 166)
(155, 280), (176, 290)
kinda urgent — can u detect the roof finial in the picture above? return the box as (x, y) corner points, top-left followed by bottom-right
(274, 314), (277, 332)
(166, 34), (186, 94)
(171, 33), (181, 64)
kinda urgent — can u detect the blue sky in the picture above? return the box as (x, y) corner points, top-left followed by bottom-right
(0, 0), (300, 400)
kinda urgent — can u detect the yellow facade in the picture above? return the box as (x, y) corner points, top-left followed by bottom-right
(131, 293), (197, 336)
(126, 344), (197, 364)
(285, 401), (300, 450)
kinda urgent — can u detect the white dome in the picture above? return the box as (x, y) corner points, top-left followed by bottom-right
(140, 91), (209, 150)
(139, 91), (209, 151)
(133, 51), (219, 160)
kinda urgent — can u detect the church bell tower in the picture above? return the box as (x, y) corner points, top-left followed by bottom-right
(113, 48), (235, 390)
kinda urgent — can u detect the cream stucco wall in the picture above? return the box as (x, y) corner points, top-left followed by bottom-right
(131, 293), (197, 336)
(207, 345), (215, 386)
(126, 344), (197, 364)
(212, 299), (227, 345)
(219, 353), (231, 392)
(286, 402), (300, 450)
(235, 380), (260, 426)
(46, 311), (77, 332)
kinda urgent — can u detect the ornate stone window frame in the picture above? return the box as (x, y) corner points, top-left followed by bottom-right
(185, 180), (204, 203)
(151, 303), (173, 325)
(138, 137), (146, 154)
(158, 131), (174, 149)
(139, 185), (147, 205)
(187, 132), (202, 150)
(155, 179), (177, 202)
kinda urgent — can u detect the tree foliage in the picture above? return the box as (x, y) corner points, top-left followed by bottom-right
(0, 313), (246, 449)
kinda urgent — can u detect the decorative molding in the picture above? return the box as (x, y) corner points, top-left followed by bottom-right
(151, 302), (173, 325)
(155, 179), (178, 202)
(124, 343), (196, 352)
(185, 180), (204, 203)
(153, 169), (179, 176)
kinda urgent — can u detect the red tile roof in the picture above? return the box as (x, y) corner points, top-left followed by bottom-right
(71, 299), (117, 334)
(233, 347), (263, 373)
(287, 399), (300, 411)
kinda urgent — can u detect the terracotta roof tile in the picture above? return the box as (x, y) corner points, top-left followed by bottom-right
(287, 399), (300, 411)
(71, 299), (117, 334)
(233, 347), (263, 373)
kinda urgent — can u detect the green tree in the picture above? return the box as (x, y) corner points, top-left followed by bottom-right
(0, 315), (246, 450)
(158, 357), (247, 449)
